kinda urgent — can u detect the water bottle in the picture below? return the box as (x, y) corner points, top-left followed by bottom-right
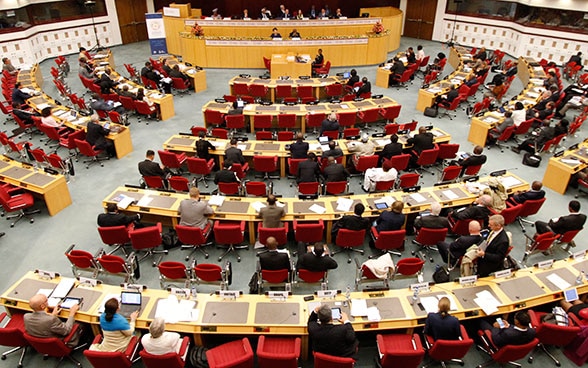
(411, 289), (419, 305)
(191, 286), (197, 299)
(576, 271), (585, 285)
(321, 282), (327, 291)
(345, 285), (351, 301)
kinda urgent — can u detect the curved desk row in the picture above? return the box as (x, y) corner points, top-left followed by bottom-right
(0, 155), (71, 216)
(102, 172), (528, 244)
(201, 96), (401, 134)
(17, 66), (133, 159)
(160, 55), (207, 93)
(467, 56), (549, 148)
(163, 127), (451, 177)
(3, 257), (585, 358)
(542, 141), (588, 194)
(416, 46), (474, 112)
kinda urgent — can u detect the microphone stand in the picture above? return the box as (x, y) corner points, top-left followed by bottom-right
(84, 0), (103, 52)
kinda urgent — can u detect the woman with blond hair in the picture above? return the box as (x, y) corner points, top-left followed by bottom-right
(424, 297), (461, 340)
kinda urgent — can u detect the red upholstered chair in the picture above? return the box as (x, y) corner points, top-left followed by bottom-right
(325, 83), (343, 100)
(134, 100), (158, 123)
(225, 114), (245, 135)
(232, 83), (249, 97)
(493, 125), (516, 152)
(439, 165), (462, 182)
(305, 112), (326, 135)
(143, 175), (167, 190)
(258, 264), (291, 293)
(321, 130), (339, 140)
(276, 84), (293, 103)
(450, 218), (481, 237)
(337, 111), (357, 127)
(392, 69), (413, 89)
(384, 123), (399, 135)
(528, 309), (581, 366)
(376, 333), (425, 368)
(118, 95), (135, 113)
(342, 128), (360, 139)
(191, 126), (207, 137)
(30, 148), (48, 168)
(462, 164), (482, 177)
(277, 114), (296, 131)
(0, 186), (39, 227)
(168, 176), (190, 192)
(380, 105), (402, 124)
(97, 252), (137, 283)
(253, 114), (273, 132)
(187, 157), (215, 188)
(313, 351), (355, 368)
(74, 138), (109, 168)
(171, 77), (190, 94)
(24, 324), (84, 367)
(206, 338), (254, 368)
(140, 336), (190, 368)
(157, 260), (191, 289)
(393, 257), (425, 281)
(250, 84), (269, 102)
(352, 155), (379, 182)
(84, 334), (140, 368)
(499, 204), (523, 226)
(258, 222), (289, 247)
(371, 228), (405, 256)
(422, 325), (474, 368)
(476, 329), (538, 368)
(176, 223), (212, 260)
(437, 143), (460, 165)
(129, 222), (168, 267)
(314, 61), (331, 75)
(257, 336), (300, 368)
(245, 181), (268, 197)
(558, 229), (582, 251)
(414, 147), (440, 175)
(396, 173), (420, 190)
(398, 120), (418, 131)
(333, 228), (366, 263)
(354, 256), (393, 290)
(158, 149), (186, 174)
(298, 181), (321, 197)
(0, 312), (29, 367)
(214, 220), (247, 262)
(256, 130), (274, 140)
(98, 225), (131, 255)
(522, 231), (559, 264)
(358, 108), (380, 130)
(254, 155), (279, 180)
(64, 244), (101, 278)
(277, 130), (294, 142)
(324, 181), (348, 195)
(293, 220), (324, 244)
(204, 109), (225, 129)
(297, 85), (314, 100)
(389, 154), (411, 172)
(516, 197), (546, 233)
(230, 163), (249, 181)
(413, 227), (447, 255)
(192, 261), (231, 291)
(374, 179), (395, 192)
(437, 96), (462, 120)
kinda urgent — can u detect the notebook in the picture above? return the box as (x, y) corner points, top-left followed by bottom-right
(119, 291), (142, 318)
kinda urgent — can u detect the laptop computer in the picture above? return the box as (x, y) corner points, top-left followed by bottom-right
(564, 288), (579, 302)
(343, 71), (350, 79)
(319, 136), (330, 151)
(119, 290), (142, 318)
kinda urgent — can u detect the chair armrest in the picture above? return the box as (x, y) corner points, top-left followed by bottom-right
(0, 312), (7, 325)
(528, 310), (540, 327)
(155, 222), (163, 232)
(568, 312), (584, 326)
(178, 336), (190, 356)
(93, 247), (105, 259)
(478, 330), (498, 354)
(421, 332), (432, 350)
(63, 323), (81, 344)
(239, 221), (246, 231)
(242, 162), (250, 171)
(64, 244), (75, 254)
(91, 334), (103, 345)
(124, 335), (139, 358)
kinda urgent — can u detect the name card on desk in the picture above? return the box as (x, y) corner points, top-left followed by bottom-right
(494, 269), (512, 279)
(410, 282), (430, 293)
(170, 288), (191, 298)
(78, 277), (100, 287)
(537, 260), (554, 269)
(36, 269), (58, 280)
(268, 291), (289, 301)
(459, 275), (477, 286)
(317, 290), (337, 298)
(219, 290), (240, 300)
(571, 250), (587, 260)
(121, 283), (147, 291)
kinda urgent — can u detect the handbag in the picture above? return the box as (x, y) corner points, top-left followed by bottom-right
(432, 265), (450, 283)
(424, 106), (438, 117)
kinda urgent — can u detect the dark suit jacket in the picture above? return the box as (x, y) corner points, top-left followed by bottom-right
(548, 213), (587, 234)
(323, 163), (349, 182)
(447, 234), (483, 259)
(320, 119), (340, 136)
(477, 229), (510, 277)
(12, 88), (31, 105)
(453, 205), (491, 222)
(459, 154), (487, 169)
(407, 133), (434, 153)
(196, 139), (215, 161)
(511, 190), (545, 204)
(380, 142), (403, 160)
(308, 311), (358, 358)
(297, 160), (320, 183)
(296, 253), (338, 272)
(99, 74), (118, 93)
(138, 159), (165, 178)
(335, 215), (370, 232)
(356, 82), (371, 96)
(414, 215), (450, 230)
(391, 60), (405, 76)
(375, 211), (405, 232)
(424, 313), (461, 341)
(259, 251), (290, 271)
(323, 148), (343, 158)
(346, 75), (359, 87)
(97, 212), (138, 227)
(225, 146), (245, 165)
(214, 169), (238, 184)
(290, 141), (309, 159)
(491, 326), (536, 348)
(86, 121), (110, 150)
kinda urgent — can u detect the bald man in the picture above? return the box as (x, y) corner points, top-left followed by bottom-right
(259, 236), (291, 270)
(437, 221), (483, 266)
(24, 293), (80, 347)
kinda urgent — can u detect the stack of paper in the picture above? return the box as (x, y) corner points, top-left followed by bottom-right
(309, 204), (326, 214)
(546, 273), (571, 290)
(350, 299), (368, 317)
(154, 295), (198, 323)
(251, 201), (266, 212)
(367, 306), (381, 321)
(474, 290), (501, 315)
(336, 198), (354, 212)
(208, 195), (225, 206)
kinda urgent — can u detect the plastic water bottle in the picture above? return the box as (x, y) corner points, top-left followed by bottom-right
(576, 271), (585, 285)
(411, 289), (419, 305)
(345, 285), (351, 301)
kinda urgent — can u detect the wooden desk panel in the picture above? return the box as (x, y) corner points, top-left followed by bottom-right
(542, 142), (588, 194)
(161, 55), (207, 93)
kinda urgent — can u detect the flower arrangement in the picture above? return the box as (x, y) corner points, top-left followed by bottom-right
(372, 21), (384, 34)
(191, 23), (204, 36)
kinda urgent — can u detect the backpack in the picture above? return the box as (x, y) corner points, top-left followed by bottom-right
(522, 152), (541, 167)
(248, 272), (259, 294)
(432, 264), (450, 283)
(188, 345), (209, 368)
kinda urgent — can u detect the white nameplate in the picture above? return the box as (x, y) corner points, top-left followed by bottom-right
(538, 259), (554, 269)
(459, 275), (477, 286)
(170, 288), (190, 297)
(219, 290), (240, 300)
(121, 283), (146, 290)
(572, 250), (587, 260)
(37, 269), (57, 280)
(410, 282), (430, 293)
(268, 291), (289, 300)
(494, 269), (512, 279)
(78, 277), (99, 287)
(317, 290), (337, 298)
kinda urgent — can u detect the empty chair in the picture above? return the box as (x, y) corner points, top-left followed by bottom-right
(192, 261), (231, 292)
(298, 181), (321, 197)
(413, 227), (447, 255)
(293, 220), (324, 244)
(422, 324), (474, 368)
(276, 84), (293, 103)
(439, 165), (462, 182)
(176, 224), (212, 260)
(324, 181), (348, 195)
(437, 143), (460, 165)
(187, 157), (215, 188)
(325, 83), (343, 100)
(499, 204), (523, 226)
(74, 138), (109, 168)
(337, 111), (357, 128)
(64, 244), (101, 278)
(139, 336), (190, 368)
(357, 108), (380, 130)
(211, 128), (229, 139)
(171, 77), (190, 94)
(168, 176), (190, 192)
(97, 253), (137, 283)
(516, 197), (546, 233)
(256, 130), (274, 140)
(351, 155), (379, 182)
(225, 114), (245, 135)
(296, 85), (314, 100)
(98, 225), (131, 255)
(528, 309), (581, 366)
(143, 175), (167, 190)
(231, 163), (249, 181)
(257, 335), (300, 368)
(232, 83), (249, 97)
(380, 105), (402, 124)
(376, 333), (425, 368)
(384, 123), (400, 135)
(206, 338), (254, 368)
(370, 228), (405, 256)
(462, 164), (482, 177)
(218, 182), (241, 196)
(24, 325), (85, 368)
(253, 114), (273, 132)
(254, 156), (279, 180)
(557, 229), (582, 252)
(84, 335), (140, 368)
(521, 232), (559, 264)
(157, 260), (191, 289)
(313, 351), (355, 368)
(396, 173), (420, 190)
(214, 220), (247, 262)
(437, 96), (462, 120)
(0, 186), (39, 227)
(277, 114), (296, 131)
(129, 223), (168, 266)
(0, 312), (29, 368)
(245, 181), (268, 197)
(204, 109), (225, 129)
(389, 154), (411, 172)
(332, 228), (366, 263)
(305, 113), (326, 135)
(414, 147), (440, 175)
(392, 257), (425, 281)
(250, 84), (269, 102)
(158, 150), (186, 175)
(134, 100), (158, 123)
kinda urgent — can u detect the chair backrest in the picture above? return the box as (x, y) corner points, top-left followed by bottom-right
(158, 150), (183, 168)
(531, 232), (559, 252)
(355, 155), (379, 172)
(297, 85), (314, 98)
(398, 120), (418, 131)
(225, 114), (245, 129)
(66, 248), (97, 270)
(313, 351), (355, 368)
(298, 268), (326, 283)
(97, 254), (128, 274)
(321, 130), (339, 140)
(536, 319), (581, 346)
(343, 128), (360, 139)
(84, 348), (133, 368)
(519, 197), (546, 218)
(119, 96), (135, 111)
(204, 109), (224, 126)
(75, 138), (99, 156)
(233, 83), (250, 96)
(258, 224), (288, 246)
(245, 181), (267, 197)
(257, 336), (300, 368)
(306, 113), (327, 128)
(514, 119), (533, 135)
(390, 154), (411, 171)
(336, 228), (366, 247)
(337, 111), (357, 127)
(381, 105), (402, 123)
(230, 163), (248, 180)
(428, 325), (473, 362)
(398, 173), (420, 188)
(416, 147), (439, 166)
(384, 123), (399, 135)
(218, 182), (241, 196)
(276, 84), (293, 99)
(129, 223), (162, 250)
(359, 108), (380, 123)
(451, 218), (481, 236)
(168, 176), (190, 192)
(325, 181), (348, 195)
(98, 225), (131, 245)
(158, 261), (189, 281)
(254, 156), (278, 171)
(325, 83), (343, 97)
(497, 125), (516, 142)
(211, 128), (229, 139)
(187, 157), (213, 175)
(378, 333), (424, 368)
(277, 131), (294, 141)
(374, 179), (395, 191)
(256, 131), (274, 140)
(175, 225), (207, 246)
(500, 204), (523, 225)
(416, 227), (448, 246)
(440, 166), (462, 182)
(140, 350), (184, 368)
(559, 229), (581, 243)
(213, 221), (245, 245)
(250, 84), (268, 98)
(375, 229), (405, 251)
(492, 338), (539, 364)
(253, 114), (273, 130)
(143, 175), (166, 189)
(437, 143), (460, 160)
(30, 148), (48, 165)
(463, 164), (482, 176)
(194, 263), (223, 282)
(261, 268), (289, 284)
(395, 257), (425, 276)
(293, 220), (324, 243)
(23, 331), (72, 357)
(0, 313), (28, 349)
(298, 181), (320, 195)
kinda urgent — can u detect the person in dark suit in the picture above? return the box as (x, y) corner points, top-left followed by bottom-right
(479, 311), (536, 348)
(296, 242), (338, 272)
(297, 152), (320, 183)
(11, 82), (32, 105)
(169, 65), (191, 87)
(424, 297), (461, 341)
(414, 202), (450, 232)
(331, 203), (371, 243)
(346, 69), (359, 88)
(512, 120), (556, 154)
(86, 115), (115, 157)
(308, 304), (358, 359)
(98, 203), (141, 228)
(535, 200), (586, 235)
(141, 61), (172, 93)
(476, 214), (510, 277)
(195, 131), (216, 162)
(456, 145), (487, 174)
(225, 138), (245, 165)
(214, 160), (239, 184)
(312, 48), (324, 67)
(448, 194), (493, 227)
(290, 133), (309, 159)
(379, 134), (403, 161)
(355, 77), (371, 97)
(322, 141), (343, 158)
(323, 156), (349, 183)
(407, 126), (434, 154)
(138, 149), (168, 180)
(473, 47), (487, 61)
(435, 85), (459, 108)
(389, 57), (405, 85)
(259, 237), (290, 270)
(98, 68), (118, 94)
(319, 113), (339, 136)
(375, 200), (405, 232)
(507, 180), (545, 205)
(437, 221), (483, 264)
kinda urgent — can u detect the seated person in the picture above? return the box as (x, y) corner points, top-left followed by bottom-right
(40, 106), (64, 129)
(487, 111), (514, 145)
(561, 293), (588, 319)
(564, 52), (583, 75)
(405, 47), (417, 64)
(323, 156), (350, 183)
(89, 93), (125, 115)
(296, 242), (338, 272)
(461, 214), (509, 277)
(374, 200), (405, 232)
(307, 304), (358, 359)
(322, 141), (343, 159)
(511, 102), (527, 127)
(135, 88), (159, 119)
(141, 317), (186, 359)
(320, 113), (339, 136)
(24, 294), (81, 348)
(138, 149), (168, 180)
(289, 29), (301, 38)
(270, 27), (282, 39)
(478, 311), (536, 348)
(448, 194), (493, 228)
(90, 298), (138, 352)
(346, 69), (359, 89)
(312, 49), (324, 68)
(483, 80), (505, 101)
(258, 195), (286, 229)
(434, 85), (459, 108)
(331, 203), (371, 243)
(214, 160), (239, 184)
(12, 101), (39, 127)
(424, 297), (461, 341)
(534, 200), (586, 235)
(178, 187), (214, 229)
(161, 59), (172, 76)
(414, 202), (450, 232)
(407, 126), (434, 166)
(118, 84), (136, 99)
(525, 101), (556, 122)
(98, 68), (119, 94)
(195, 131), (216, 162)
(225, 138), (245, 165)
(437, 220), (483, 265)
(141, 62), (172, 94)
(168, 65), (191, 87)
(473, 47), (487, 61)
(511, 121), (556, 154)
(87, 114), (116, 157)
(388, 57), (405, 85)
(297, 153), (321, 184)
(98, 203), (141, 228)
(362, 160), (397, 192)
(347, 134), (376, 168)
(507, 180), (545, 205)
(290, 132), (309, 159)
(379, 134), (403, 161)
(259, 236), (290, 269)
(355, 77), (371, 97)
(557, 92), (588, 118)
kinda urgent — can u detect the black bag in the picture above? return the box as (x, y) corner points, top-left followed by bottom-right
(522, 152), (541, 167)
(188, 345), (209, 368)
(432, 265), (450, 283)
(162, 231), (178, 250)
(248, 272), (259, 294)
(503, 255), (520, 271)
(424, 107), (438, 117)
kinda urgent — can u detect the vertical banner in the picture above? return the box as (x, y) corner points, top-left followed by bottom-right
(145, 13), (167, 55)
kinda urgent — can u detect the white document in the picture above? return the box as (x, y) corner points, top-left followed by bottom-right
(50, 278), (76, 298)
(442, 190), (459, 200)
(308, 143), (321, 151)
(546, 273), (571, 290)
(237, 144), (247, 150)
(474, 290), (500, 316)
(350, 299), (368, 317)
(136, 196), (153, 207)
(251, 201), (266, 212)
(562, 159), (582, 166)
(419, 296), (440, 314)
(309, 204), (326, 214)
(37, 288), (54, 297)
(410, 193), (427, 203)
(500, 176), (522, 188)
(117, 196), (134, 209)
(367, 306), (381, 321)
(276, 201), (285, 208)
(336, 197), (354, 212)
(208, 195), (225, 206)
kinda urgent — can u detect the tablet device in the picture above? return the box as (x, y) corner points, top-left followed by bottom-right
(565, 288), (579, 302)
(60, 297), (82, 309)
(343, 71), (350, 79)
(104, 123), (110, 130)
(331, 307), (341, 320)
(375, 202), (388, 210)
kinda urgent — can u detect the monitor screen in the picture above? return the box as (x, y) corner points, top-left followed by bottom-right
(565, 288), (579, 302)
(318, 136), (329, 144)
(121, 291), (141, 305)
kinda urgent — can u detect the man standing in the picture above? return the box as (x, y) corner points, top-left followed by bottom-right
(296, 242), (338, 272)
(24, 294), (81, 347)
(258, 195), (285, 228)
(259, 237), (290, 270)
(437, 221), (483, 265)
(290, 133), (309, 159)
(534, 200), (586, 235)
(308, 304), (358, 359)
(178, 187), (214, 229)
(463, 214), (510, 277)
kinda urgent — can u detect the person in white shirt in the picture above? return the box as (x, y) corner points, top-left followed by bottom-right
(511, 101), (526, 127)
(40, 106), (62, 128)
(362, 160), (398, 192)
(416, 45), (425, 63)
(141, 317), (186, 359)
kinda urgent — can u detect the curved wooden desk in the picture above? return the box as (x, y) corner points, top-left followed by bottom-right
(467, 56), (549, 148)
(542, 141), (588, 194)
(201, 96), (401, 134)
(17, 66), (133, 159)
(3, 256), (584, 359)
(160, 55), (207, 93)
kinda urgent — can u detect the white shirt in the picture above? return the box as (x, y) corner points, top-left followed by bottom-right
(141, 332), (183, 356)
(511, 110), (526, 127)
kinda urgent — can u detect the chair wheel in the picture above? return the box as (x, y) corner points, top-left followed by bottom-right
(10, 224), (14, 228)
(237, 257), (241, 262)
(218, 257), (222, 262)
(1, 355), (6, 360)
(185, 256), (190, 261)
(30, 219), (34, 223)
(204, 254), (209, 259)
(528, 357), (533, 363)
